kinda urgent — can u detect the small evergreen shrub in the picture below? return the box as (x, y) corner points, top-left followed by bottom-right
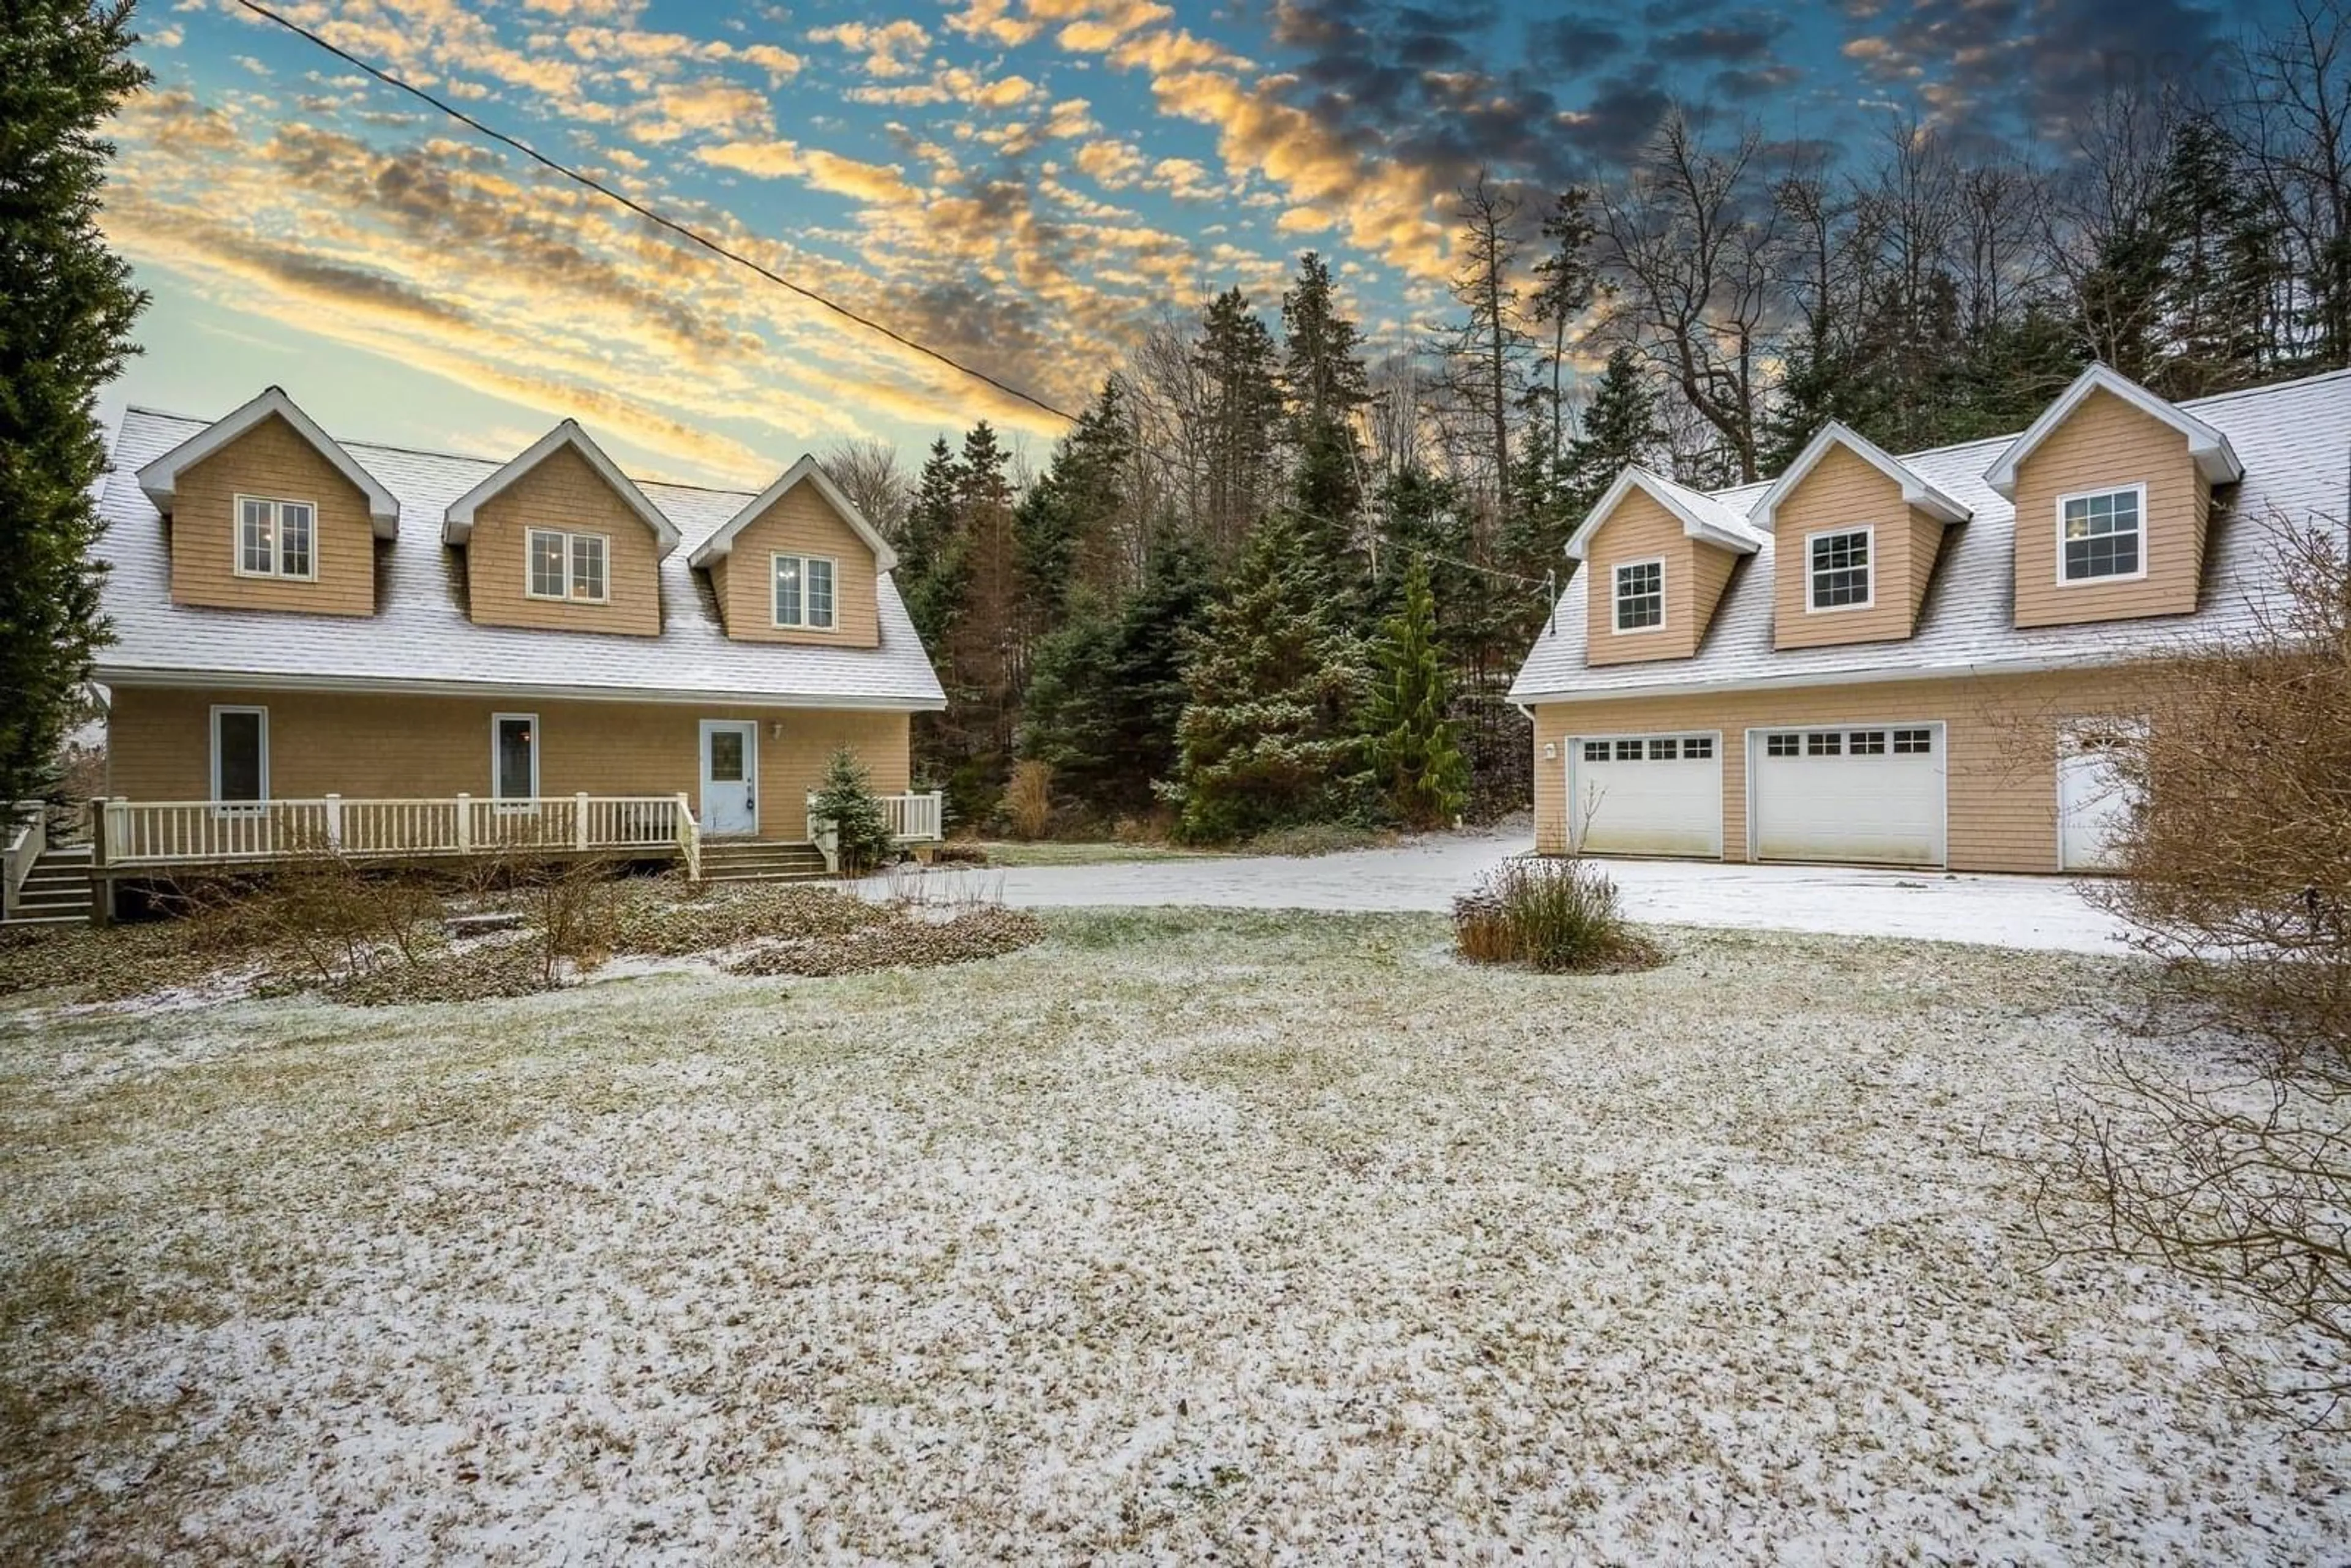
(1453, 858), (1662, 974)
(809, 747), (896, 875)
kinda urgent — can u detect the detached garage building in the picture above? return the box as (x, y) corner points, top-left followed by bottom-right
(1511, 364), (2347, 874)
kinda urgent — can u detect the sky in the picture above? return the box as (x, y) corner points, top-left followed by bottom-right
(107, 0), (2260, 489)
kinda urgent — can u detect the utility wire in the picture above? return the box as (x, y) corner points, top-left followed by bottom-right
(227, 0), (1081, 424)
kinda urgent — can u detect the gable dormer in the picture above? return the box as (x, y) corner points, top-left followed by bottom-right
(442, 421), (678, 638)
(1752, 421), (1970, 651)
(1567, 467), (1761, 666)
(687, 456), (895, 648)
(1987, 365), (2242, 629)
(135, 386), (397, 618)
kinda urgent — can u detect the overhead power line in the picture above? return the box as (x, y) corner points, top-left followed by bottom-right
(226, 0), (1080, 424)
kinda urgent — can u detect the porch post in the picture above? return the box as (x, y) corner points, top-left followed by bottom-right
(455, 793), (473, 853)
(88, 797), (108, 869)
(324, 793), (343, 850)
(575, 792), (591, 850)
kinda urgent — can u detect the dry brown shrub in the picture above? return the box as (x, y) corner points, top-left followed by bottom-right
(2043, 515), (2351, 1416)
(1450, 857), (1662, 974)
(1003, 760), (1054, 841)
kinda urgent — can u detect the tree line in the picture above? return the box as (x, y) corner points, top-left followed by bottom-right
(833, 3), (2351, 842)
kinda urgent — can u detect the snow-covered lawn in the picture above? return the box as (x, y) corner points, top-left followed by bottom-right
(896, 831), (2131, 954)
(2, 911), (2341, 1561)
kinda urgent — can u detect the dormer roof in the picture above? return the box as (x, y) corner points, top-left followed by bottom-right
(688, 453), (899, 572)
(1984, 364), (2243, 500)
(1564, 465), (1765, 562)
(134, 386), (400, 536)
(1752, 420), (1971, 531)
(441, 420), (680, 555)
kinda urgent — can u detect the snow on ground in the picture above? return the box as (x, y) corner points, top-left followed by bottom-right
(1, 911), (2341, 1562)
(881, 832), (2132, 954)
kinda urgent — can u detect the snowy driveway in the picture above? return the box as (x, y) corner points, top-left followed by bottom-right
(897, 833), (2131, 954)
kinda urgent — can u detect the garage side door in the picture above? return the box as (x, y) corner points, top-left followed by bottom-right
(1750, 725), (1946, 868)
(1567, 733), (1723, 858)
(2059, 721), (2140, 872)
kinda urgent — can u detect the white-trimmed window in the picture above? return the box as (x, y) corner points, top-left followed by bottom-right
(492, 713), (539, 803)
(210, 705), (268, 808)
(1807, 527), (1873, 610)
(2058, 485), (2144, 583)
(772, 553), (838, 630)
(526, 528), (608, 603)
(1613, 558), (1664, 632)
(235, 496), (315, 580)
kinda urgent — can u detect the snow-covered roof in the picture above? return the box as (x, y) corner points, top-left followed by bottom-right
(1564, 465), (1766, 561)
(1512, 366), (2351, 705)
(96, 407), (946, 711)
(691, 454), (898, 573)
(135, 387), (400, 536)
(1985, 364), (2243, 500)
(1751, 419), (1970, 531)
(442, 420), (680, 556)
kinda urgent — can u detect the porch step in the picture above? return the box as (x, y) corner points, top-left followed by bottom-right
(698, 840), (830, 883)
(5, 848), (95, 926)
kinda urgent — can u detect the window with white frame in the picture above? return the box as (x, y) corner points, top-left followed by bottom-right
(235, 497), (315, 580)
(1806, 731), (1842, 757)
(492, 714), (539, 803)
(1582, 741), (1609, 762)
(1892, 728), (1933, 754)
(526, 528), (607, 602)
(1766, 732), (1800, 757)
(1613, 559), (1663, 631)
(1807, 528), (1872, 609)
(2059, 486), (2143, 582)
(772, 553), (838, 629)
(211, 706), (268, 808)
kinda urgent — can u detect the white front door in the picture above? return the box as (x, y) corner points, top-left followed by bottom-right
(699, 720), (759, 836)
(2059, 721), (2140, 872)
(1749, 724), (1946, 868)
(1565, 733), (1723, 858)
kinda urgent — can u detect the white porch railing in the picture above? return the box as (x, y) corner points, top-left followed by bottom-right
(803, 790), (945, 874)
(4, 803), (46, 919)
(95, 794), (696, 869)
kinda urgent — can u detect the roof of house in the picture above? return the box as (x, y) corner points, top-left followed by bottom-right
(96, 407), (946, 710)
(1510, 366), (2351, 705)
(1564, 465), (1766, 561)
(135, 387), (402, 536)
(441, 420), (681, 555)
(690, 454), (899, 573)
(1750, 419), (1971, 530)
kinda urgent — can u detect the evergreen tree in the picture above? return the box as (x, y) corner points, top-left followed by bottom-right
(1280, 252), (1373, 595)
(895, 436), (966, 650)
(1524, 187), (1598, 467)
(1560, 350), (1660, 519)
(1166, 512), (1369, 842)
(1, 1), (147, 806)
(1015, 378), (1132, 631)
(1362, 557), (1468, 830)
(2153, 115), (2273, 397)
(808, 746), (894, 875)
(1191, 288), (1283, 561)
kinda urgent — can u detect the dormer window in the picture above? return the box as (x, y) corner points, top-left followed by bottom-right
(773, 552), (837, 630)
(2058, 485), (2144, 583)
(236, 496), (315, 580)
(527, 527), (608, 603)
(1807, 527), (1873, 610)
(1614, 559), (1664, 632)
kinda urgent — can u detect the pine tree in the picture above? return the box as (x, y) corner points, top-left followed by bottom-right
(1363, 557), (1468, 830)
(1166, 512), (1369, 842)
(896, 436), (966, 650)
(1191, 288), (1284, 561)
(1524, 187), (1597, 467)
(1280, 252), (1373, 595)
(1, 1), (147, 806)
(1561, 350), (1660, 520)
(1015, 378), (1132, 631)
(808, 746), (894, 875)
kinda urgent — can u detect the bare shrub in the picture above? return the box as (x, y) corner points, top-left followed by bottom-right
(178, 850), (441, 987)
(1003, 760), (1054, 841)
(483, 855), (623, 984)
(2044, 515), (2351, 1416)
(1452, 857), (1661, 974)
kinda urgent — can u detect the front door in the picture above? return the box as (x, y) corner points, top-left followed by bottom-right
(699, 720), (759, 836)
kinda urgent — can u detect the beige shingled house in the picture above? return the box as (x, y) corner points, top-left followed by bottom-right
(1510, 363), (2349, 874)
(5, 388), (947, 921)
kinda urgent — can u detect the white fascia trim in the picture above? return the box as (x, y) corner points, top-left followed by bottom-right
(688, 454), (901, 573)
(1752, 421), (1971, 531)
(135, 388), (400, 536)
(1984, 364), (2244, 500)
(1564, 466), (1763, 562)
(442, 421), (682, 557)
(1508, 653), (2141, 705)
(92, 665), (946, 711)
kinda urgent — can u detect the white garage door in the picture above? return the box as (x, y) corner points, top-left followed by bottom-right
(1750, 725), (1946, 868)
(1567, 733), (1723, 858)
(2059, 722), (2139, 871)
